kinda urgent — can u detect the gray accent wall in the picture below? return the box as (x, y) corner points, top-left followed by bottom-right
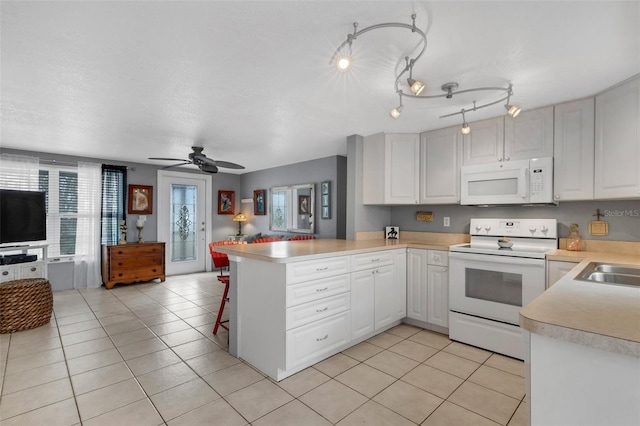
(238, 156), (346, 239)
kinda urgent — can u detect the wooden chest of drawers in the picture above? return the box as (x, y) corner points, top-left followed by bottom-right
(101, 243), (165, 289)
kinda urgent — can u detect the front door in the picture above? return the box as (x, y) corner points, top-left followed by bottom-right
(157, 170), (212, 275)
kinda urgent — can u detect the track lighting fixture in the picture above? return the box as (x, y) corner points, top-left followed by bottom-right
(461, 110), (471, 135)
(330, 14), (523, 122)
(390, 91), (404, 119)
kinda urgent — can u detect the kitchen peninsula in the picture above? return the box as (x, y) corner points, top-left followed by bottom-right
(520, 252), (640, 426)
(215, 238), (454, 381)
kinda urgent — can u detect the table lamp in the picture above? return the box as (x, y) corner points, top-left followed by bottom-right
(233, 213), (248, 236)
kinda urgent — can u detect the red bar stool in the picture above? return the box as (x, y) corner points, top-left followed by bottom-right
(209, 242), (230, 334)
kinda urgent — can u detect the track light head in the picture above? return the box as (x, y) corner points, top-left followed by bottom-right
(506, 104), (522, 117)
(390, 105), (403, 119)
(461, 123), (471, 135)
(336, 55), (352, 71)
(407, 78), (425, 95)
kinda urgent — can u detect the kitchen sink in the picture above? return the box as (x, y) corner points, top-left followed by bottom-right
(577, 262), (640, 288)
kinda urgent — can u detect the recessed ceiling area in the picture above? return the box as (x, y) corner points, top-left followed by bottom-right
(1, 1), (638, 173)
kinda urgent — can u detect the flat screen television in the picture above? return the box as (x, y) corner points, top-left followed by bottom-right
(0, 189), (47, 244)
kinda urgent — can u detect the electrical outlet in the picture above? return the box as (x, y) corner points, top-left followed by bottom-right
(444, 217), (450, 227)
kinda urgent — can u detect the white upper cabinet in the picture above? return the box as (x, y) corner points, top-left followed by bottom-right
(362, 133), (420, 204)
(462, 107), (553, 166)
(420, 127), (461, 204)
(553, 98), (595, 201)
(504, 106), (554, 161)
(595, 75), (640, 199)
(461, 116), (504, 165)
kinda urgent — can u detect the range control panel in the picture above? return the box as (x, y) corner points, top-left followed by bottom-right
(470, 218), (557, 239)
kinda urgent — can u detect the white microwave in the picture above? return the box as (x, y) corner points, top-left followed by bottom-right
(460, 157), (554, 205)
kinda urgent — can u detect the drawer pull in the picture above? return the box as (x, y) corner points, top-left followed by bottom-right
(315, 287), (329, 292)
(30, 267), (37, 272)
(315, 267), (329, 271)
(371, 258), (381, 262)
(316, 334), (329, 342)
(2, 271), (8, 276)
(315, 307), (328, 313)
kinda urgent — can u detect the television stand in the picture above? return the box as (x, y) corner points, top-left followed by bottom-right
(0, 244), (48, 283)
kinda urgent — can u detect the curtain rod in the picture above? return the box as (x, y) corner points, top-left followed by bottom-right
(40, 159), (130, 169)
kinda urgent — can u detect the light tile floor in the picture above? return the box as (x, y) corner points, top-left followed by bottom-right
(0, 273), (528, 425)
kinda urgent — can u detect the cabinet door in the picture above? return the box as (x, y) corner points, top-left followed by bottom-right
(595, 76), (640, 199)
(373, 264), (396, 329)
(420, 127), (461, 204)
(392, 250), (407, 321)
(504, 106), (554, 161)
(384, 134), (420, 204)
(362, 133), (385, 204)
(427, 265), (449, 328)
(553, 98), (595, 201)
(461, 116), (505, 165)
(350, 269), (375, 340)
(406, 249), (428, 322)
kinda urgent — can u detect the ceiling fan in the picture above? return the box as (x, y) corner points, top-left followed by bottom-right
(149, 146), (244, 173)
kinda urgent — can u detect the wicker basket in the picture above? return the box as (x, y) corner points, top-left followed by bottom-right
(0, 278), (53, 334)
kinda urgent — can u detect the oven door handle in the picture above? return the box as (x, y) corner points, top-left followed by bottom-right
(449, 251), (544, 267)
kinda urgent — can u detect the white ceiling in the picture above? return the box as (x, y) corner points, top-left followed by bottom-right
(1, 1), (639, 173)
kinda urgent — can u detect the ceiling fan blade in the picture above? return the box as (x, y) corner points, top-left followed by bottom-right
(149, 157), (190, 162)
(161, 161), (191, 169)
(199, 164), (219, 173)
(213, 160), (245, 169)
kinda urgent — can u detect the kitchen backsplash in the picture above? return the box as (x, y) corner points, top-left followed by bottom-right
(390, 199), (640, 242)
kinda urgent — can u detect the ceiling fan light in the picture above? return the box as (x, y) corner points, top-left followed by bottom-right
(408, 78), (425, 95)
(336, 55), (352, 71)
(461, 123), (471, 135)
(390, 105), (403, 119)
(507, 104), (522, 117)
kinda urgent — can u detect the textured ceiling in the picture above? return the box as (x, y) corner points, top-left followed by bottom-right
(1, 1), (639, 173)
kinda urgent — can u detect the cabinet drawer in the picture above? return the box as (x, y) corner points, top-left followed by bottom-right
(109, 266), (163, 282)
(109, 244), (164, 258)
(286, 274), (350, 307)
(20, 261), (44, 278)
(286, 293), (350, 330)
(286, 311), (350, 370)
(0, 266), (17, 283)
(351, 250), (396, 272)
(110, 256), (163, 269)
(286, 256), (351, 284)
(427, 250), (448, 266)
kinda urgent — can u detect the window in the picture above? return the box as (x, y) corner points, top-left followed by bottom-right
(101, 165), (127, 245)
(39, 166), (79, 257)
(269, 184), (315, 234)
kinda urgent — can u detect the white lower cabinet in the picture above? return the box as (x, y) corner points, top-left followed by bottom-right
(350, 249), (406, 340)
(546, 260), (579, 288)
(427, 265), (449, 328)
(406, 249), (449, 331)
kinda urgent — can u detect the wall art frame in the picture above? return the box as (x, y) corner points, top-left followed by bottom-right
(253, 189), (266, 215)
(218, 190), (235, 215)
(128, 184), (153, 215)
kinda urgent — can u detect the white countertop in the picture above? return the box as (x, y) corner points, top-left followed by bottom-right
(213, 238), (452, 263)
(521, 251), (640, 358)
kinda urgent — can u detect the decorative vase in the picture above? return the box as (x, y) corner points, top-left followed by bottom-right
(137, 225), (144, 244)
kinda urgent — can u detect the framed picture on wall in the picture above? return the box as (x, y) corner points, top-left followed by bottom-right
(321, 180), (330, 219)
(128, 185), (153, 214)
(218, 190), (235, 215)
(254, 189), (266, 215)
(298, 195), (310, 215)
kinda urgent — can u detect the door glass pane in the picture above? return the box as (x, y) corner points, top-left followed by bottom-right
(171, 184), (197, 262)
(271, 190), (287, 230)
(465, 268), (522, 306)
